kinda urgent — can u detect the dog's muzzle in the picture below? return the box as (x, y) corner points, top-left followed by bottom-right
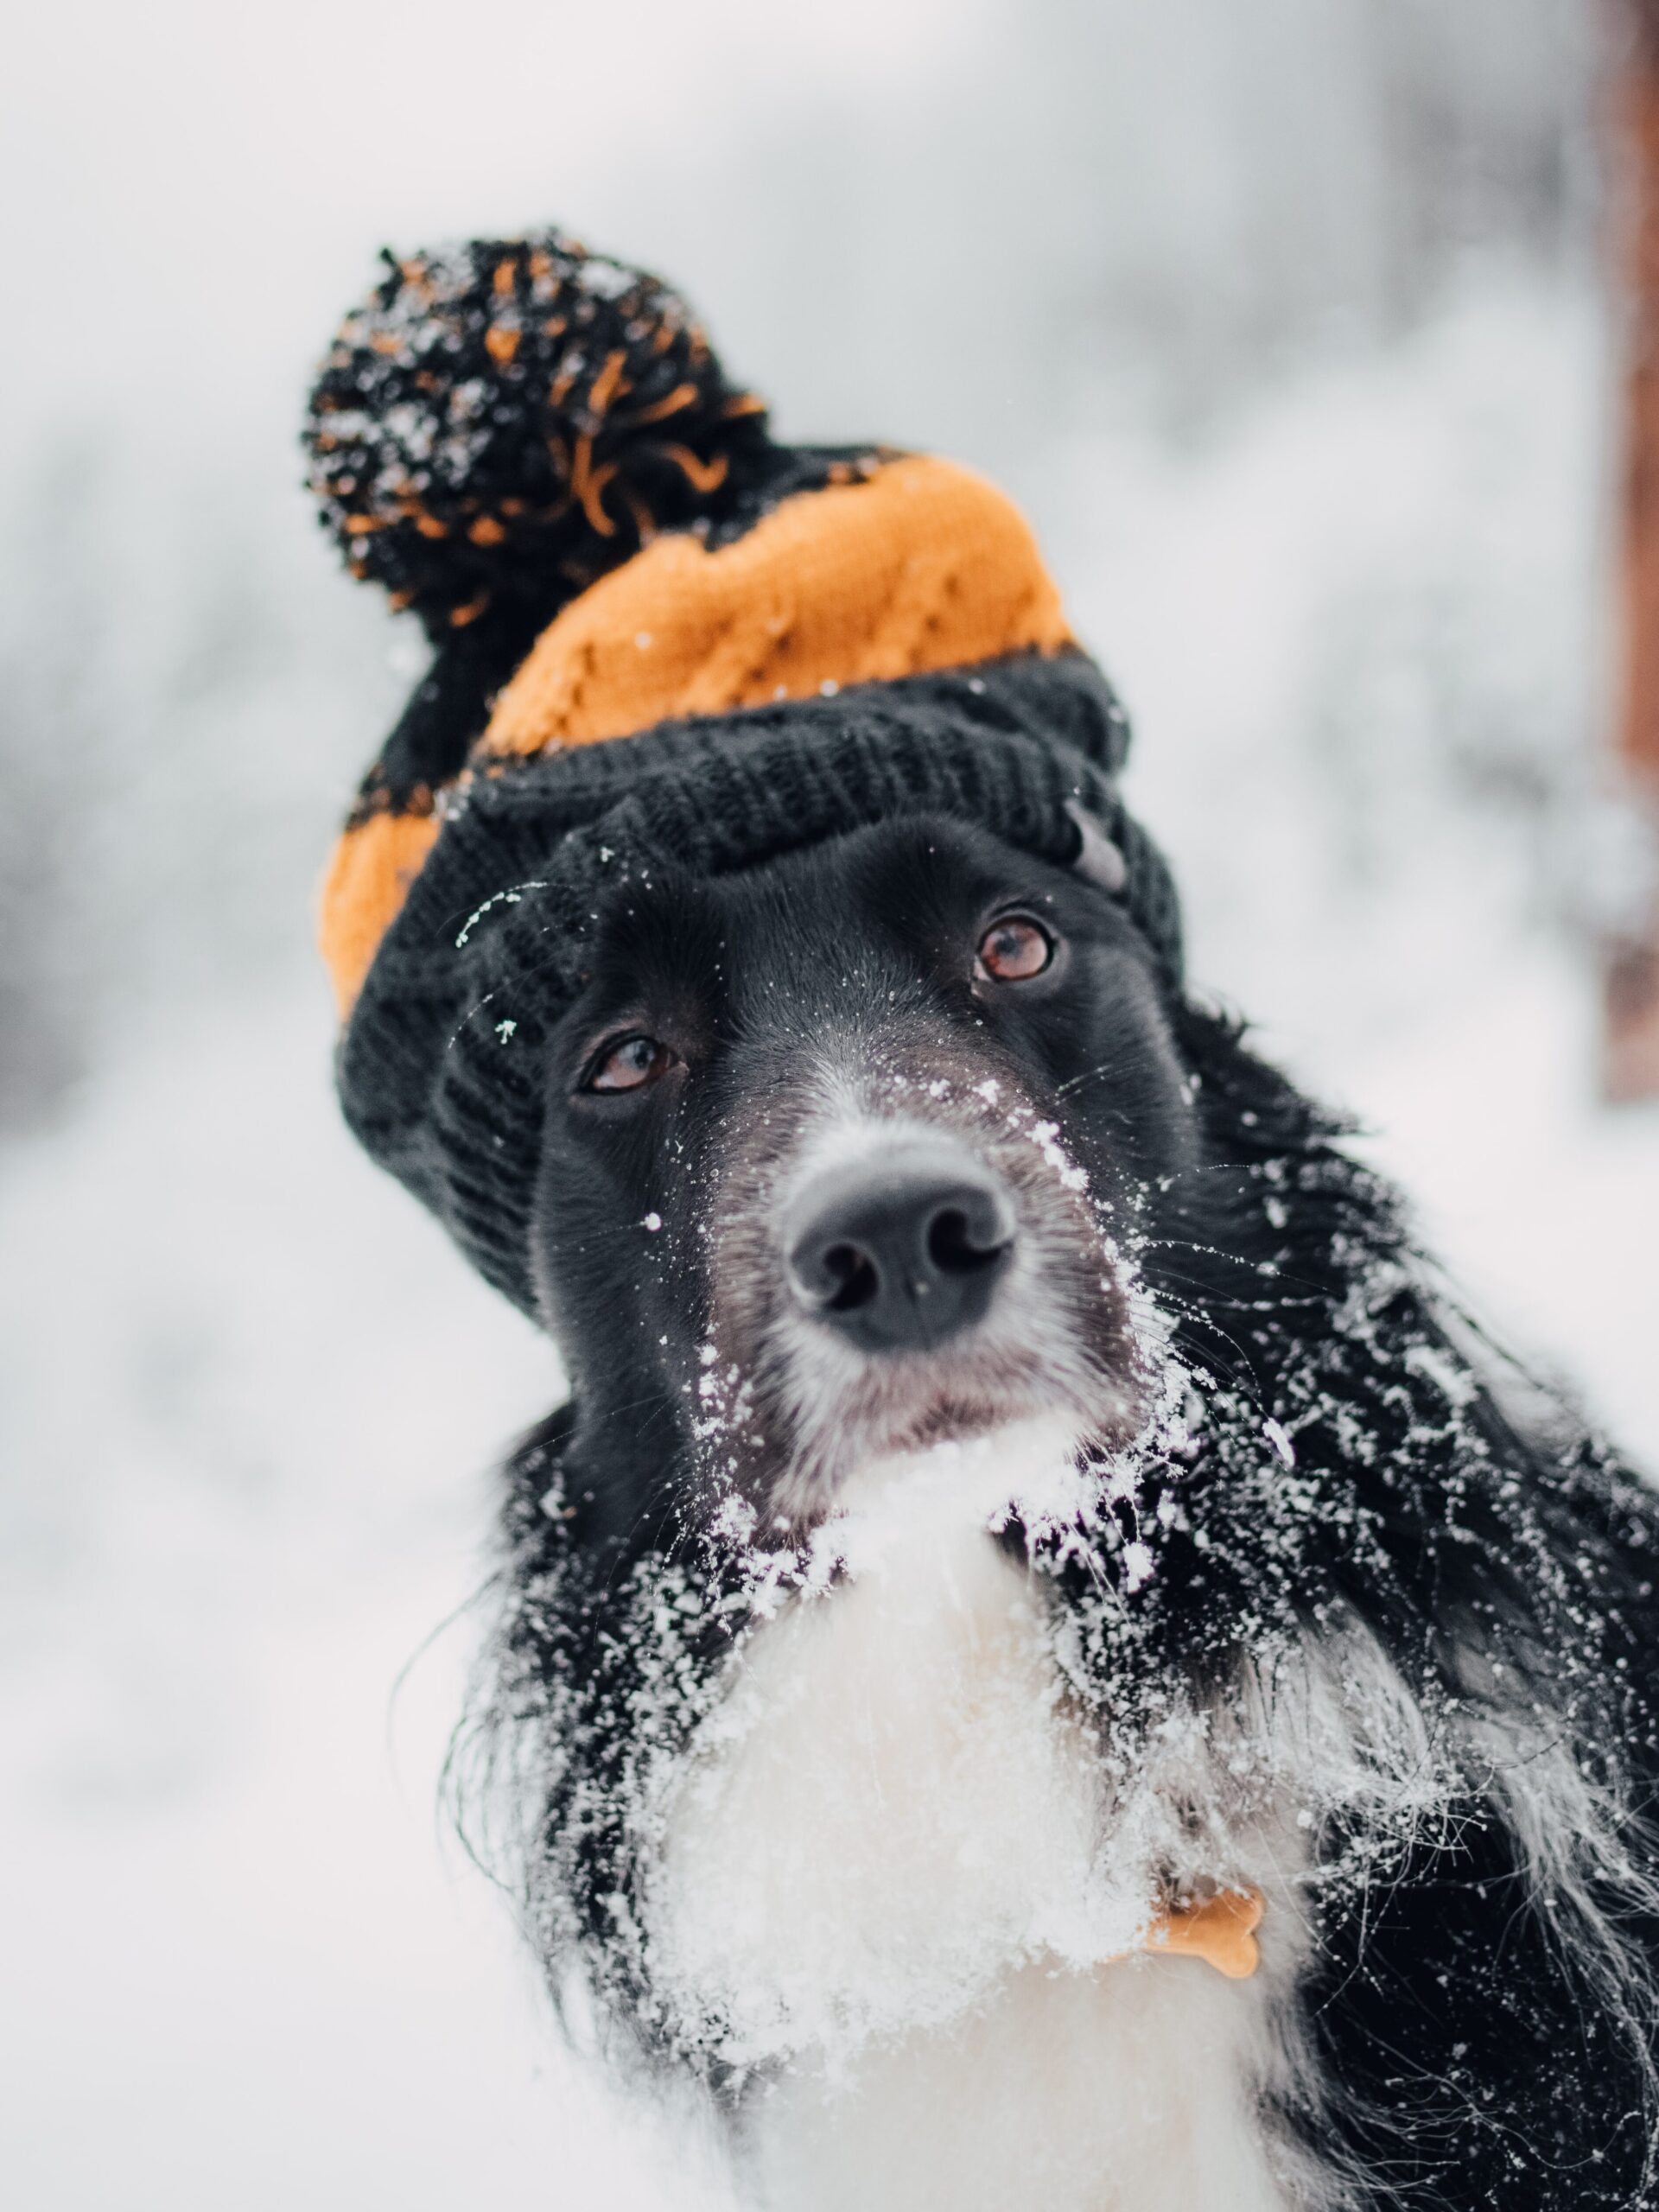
(780, 1140), (1016, 1355)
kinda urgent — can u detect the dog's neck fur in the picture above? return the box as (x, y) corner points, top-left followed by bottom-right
(648, 1425), (1330, 2210)
(750, 1959), (1298, 2212)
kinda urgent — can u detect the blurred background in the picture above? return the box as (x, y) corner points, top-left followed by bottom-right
(3, 3), (1657, 2204)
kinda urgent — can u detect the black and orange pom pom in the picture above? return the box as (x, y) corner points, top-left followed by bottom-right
(303, 230), (773, 640)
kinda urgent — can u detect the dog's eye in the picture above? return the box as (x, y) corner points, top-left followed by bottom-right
(584, 1034), (677, 1094)
(976, 916), (1054, 982)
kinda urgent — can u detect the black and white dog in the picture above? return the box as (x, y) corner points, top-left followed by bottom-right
(463, 810), (1659, 2209)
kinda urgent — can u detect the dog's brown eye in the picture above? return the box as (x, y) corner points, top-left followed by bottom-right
(976, 916), (1054, 982)
(586, 1034), (675, 1093)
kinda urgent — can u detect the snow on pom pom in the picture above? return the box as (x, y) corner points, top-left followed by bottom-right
(302, 229), (772, 639)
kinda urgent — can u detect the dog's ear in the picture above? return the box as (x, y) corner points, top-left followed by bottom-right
(1065, 800), (1128, 895)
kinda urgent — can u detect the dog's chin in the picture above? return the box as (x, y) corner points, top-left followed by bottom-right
(883, 1390), (1095, 1459)
(765, 1374), (1141, 1533)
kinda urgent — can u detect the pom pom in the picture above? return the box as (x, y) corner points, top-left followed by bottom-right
(303, 230), (773, 639)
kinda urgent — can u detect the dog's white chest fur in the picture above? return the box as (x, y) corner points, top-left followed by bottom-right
(649, 1432), (1299, 2212)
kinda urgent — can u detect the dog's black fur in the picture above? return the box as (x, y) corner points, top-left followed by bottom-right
(469, 814), (1659, 2209)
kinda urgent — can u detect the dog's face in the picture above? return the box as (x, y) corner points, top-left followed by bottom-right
(531, 816), (1202, 1542)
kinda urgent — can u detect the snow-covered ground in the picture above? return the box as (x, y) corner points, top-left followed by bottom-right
(3, 256), (1656, 2208)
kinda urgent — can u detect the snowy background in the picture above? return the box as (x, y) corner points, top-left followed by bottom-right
(3, 2), (1656, 2203)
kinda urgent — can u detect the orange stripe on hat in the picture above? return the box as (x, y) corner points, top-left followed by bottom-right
(320, 807), (441, 1019)
(480, 454), (1073, 759)
(320, 454), (1073, 1018)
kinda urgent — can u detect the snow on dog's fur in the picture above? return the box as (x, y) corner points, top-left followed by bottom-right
(650, 1420), (1326, 2212)
(460, 816), (1659, 2209)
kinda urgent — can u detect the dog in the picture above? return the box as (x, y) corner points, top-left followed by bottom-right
(302, 226), (1659, 2211)
(456, 810), (1659, 2211)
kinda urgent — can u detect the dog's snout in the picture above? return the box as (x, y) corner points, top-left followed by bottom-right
(782, 1143), (1016, 1353)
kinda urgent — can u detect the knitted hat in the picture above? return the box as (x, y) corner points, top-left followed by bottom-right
(307, 228), (1182, 1316)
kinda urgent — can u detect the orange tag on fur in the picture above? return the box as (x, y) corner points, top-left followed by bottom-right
(1138, 1888), (1263, 1980)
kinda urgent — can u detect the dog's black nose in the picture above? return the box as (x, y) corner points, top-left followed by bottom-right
(782, 1144), (1017, 1353)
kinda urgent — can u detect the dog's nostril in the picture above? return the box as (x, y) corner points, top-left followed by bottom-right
(823, 1243), (880, 1313)
(925, 1205), (1007, 1278)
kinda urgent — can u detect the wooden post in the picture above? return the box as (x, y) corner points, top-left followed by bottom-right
(1607, 0), (1659, 1100)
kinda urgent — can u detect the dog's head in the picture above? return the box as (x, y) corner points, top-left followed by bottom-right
(530, 814), (1204, 1540)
